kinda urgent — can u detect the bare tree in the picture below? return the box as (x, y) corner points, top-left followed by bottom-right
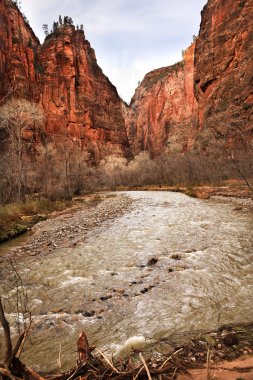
(210, 123), (253, 195)
(0, 99), (44, 201)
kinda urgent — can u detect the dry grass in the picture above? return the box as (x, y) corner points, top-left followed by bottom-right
(0, 199), (73, 243)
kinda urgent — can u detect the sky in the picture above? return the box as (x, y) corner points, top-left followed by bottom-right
(21, 0), (207, 103)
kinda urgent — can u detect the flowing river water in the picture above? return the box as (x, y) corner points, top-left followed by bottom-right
(1, 191), (253, 372)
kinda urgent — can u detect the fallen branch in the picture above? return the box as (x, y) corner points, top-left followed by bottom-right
(139, 353), (152, 380)
(133, 365), (144, 380)
(16, 319), (32, 358)
(24, 366), (46, 380)
(158, 347), (183, 370)
(0, 368), (15, 380)
(7, 332), (25, 367)
(95, 348), (120, 374)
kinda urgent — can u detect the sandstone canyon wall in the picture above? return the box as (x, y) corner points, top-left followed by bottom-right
(0, 0), (252, 164)
(39, 26), (130, 162)
(0, 0), (40, 100)
(126, 43), (198, 157)
(0, 0), (130, 163)
(194, 0), (253, 153)
(127, 0), (252, 157)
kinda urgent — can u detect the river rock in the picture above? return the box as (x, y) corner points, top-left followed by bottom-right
(82, 311), (95, 317)
(147, 257), (158, 266)
(100, 295), (112, 301)
(223, 333), (239, 347)
(171, 254), (181, 260)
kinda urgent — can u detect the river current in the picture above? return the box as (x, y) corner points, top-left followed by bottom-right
(1, 191), (253, 371)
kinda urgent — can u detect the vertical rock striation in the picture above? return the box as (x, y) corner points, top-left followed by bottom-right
(126, 0), (252, 157)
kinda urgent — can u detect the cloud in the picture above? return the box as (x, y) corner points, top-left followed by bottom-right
(21, 0), (207, 102)
(100, 53), (183, 102)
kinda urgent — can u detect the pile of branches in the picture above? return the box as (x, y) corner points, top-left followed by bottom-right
(0, 328), (191, 380)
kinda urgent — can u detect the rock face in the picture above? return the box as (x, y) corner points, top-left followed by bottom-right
(0, 0), (130, 162)
(194, 0), (253, 153)
(126, 0), (252, 157)
(0, 0), (252, 162)
(0, 0), (40, 100)
(126, 44), (198, 157)
(39, 26), (130, 161)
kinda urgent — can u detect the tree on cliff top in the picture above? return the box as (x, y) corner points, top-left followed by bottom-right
(43, 16), (76, 37)
(63, 16), (73, 25)
(42, 24), (49, 36)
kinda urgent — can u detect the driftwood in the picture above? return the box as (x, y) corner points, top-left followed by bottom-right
(0, 328), (189, 380)
(77, 331), (95, 363)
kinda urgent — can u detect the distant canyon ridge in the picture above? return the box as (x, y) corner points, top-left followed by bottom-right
(0, 0), (252, 163)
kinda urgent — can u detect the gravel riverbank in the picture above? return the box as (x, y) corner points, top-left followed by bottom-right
(2, 193), (134, 260)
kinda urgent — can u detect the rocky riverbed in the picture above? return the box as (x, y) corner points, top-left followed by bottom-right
(0, 190), (252, 374)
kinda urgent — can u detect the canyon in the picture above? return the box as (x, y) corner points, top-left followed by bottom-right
(0, 1), (253, 376)
(0, 0), (252, 165)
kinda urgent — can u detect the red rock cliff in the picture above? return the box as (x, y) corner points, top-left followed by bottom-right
(0, 0), (40, 100)
(126, 43), (198, 157)
(1, 0), (252, 162)
(0, 0), (130, 162)
(127, 0), (252, 157)
(39, 26), (130, 161)
(194, 0), (253, 152)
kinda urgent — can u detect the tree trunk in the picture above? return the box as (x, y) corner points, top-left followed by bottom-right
(0, 297), (12, 365)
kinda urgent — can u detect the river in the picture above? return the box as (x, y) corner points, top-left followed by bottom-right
(1, 191), (253, 372)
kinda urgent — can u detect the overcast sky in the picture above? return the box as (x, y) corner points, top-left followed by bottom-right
(21, 0), (207, 103)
